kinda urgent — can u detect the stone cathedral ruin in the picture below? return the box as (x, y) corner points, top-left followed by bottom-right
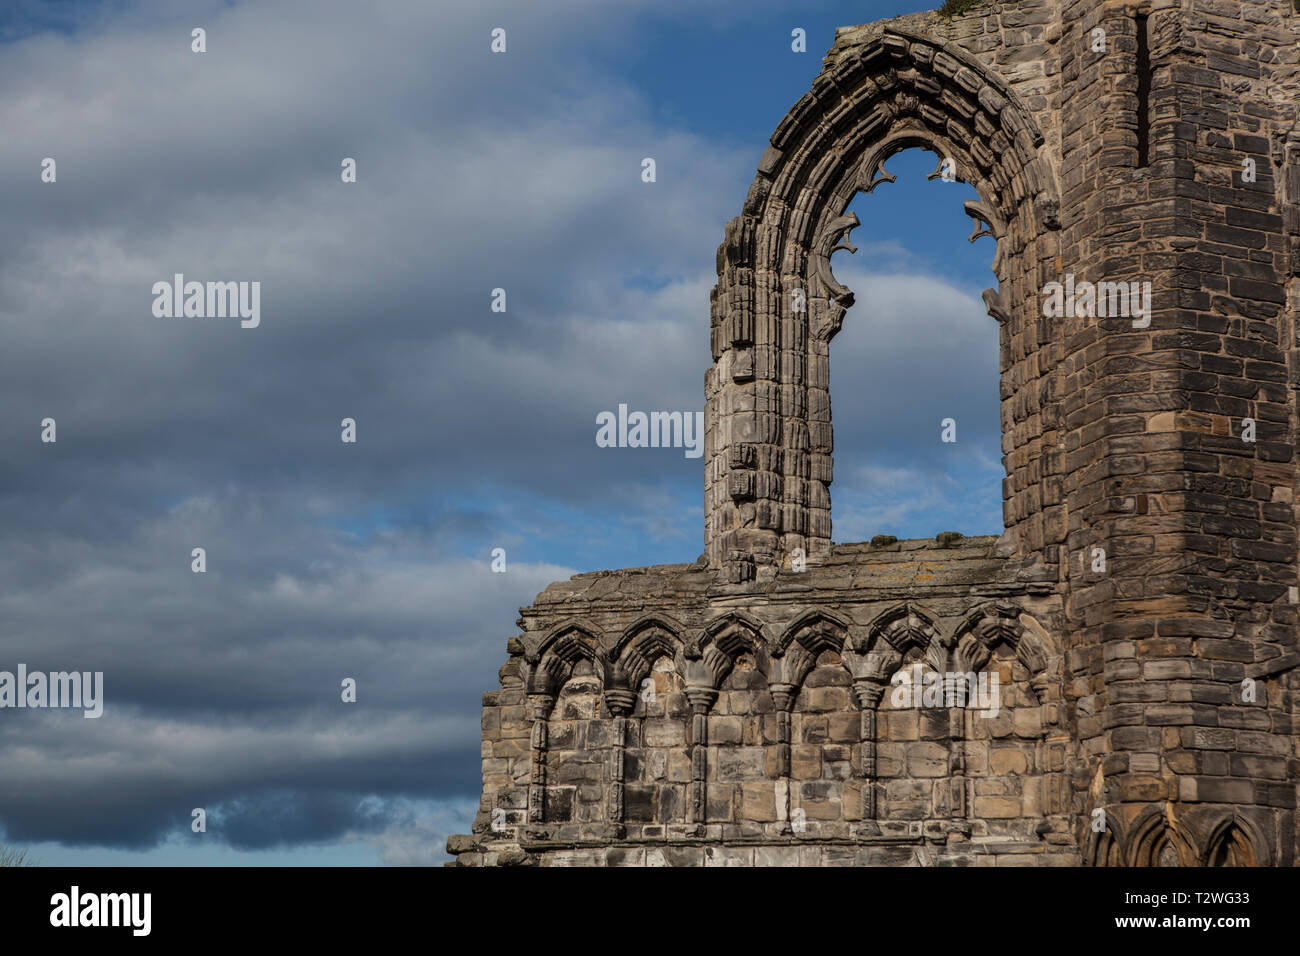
(448, 0), (1300, 866)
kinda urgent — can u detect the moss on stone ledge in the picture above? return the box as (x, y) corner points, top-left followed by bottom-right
(937, 0), (987, 18)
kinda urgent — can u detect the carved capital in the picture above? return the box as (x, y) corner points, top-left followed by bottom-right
(684, 687), (719, 714)
(769, 681), (797, 712)
(852, 680), (886, 710)
(604, 688), (637, 717)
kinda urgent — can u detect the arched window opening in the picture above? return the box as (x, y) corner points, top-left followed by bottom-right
(828, 147), (1002, 544)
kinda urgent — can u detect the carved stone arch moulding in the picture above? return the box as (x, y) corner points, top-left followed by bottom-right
(949, 600), (1039, 672)
(1081, 811), (1126, 867)
(612, 614), (686, 661)
(773, 607), (851, 656)
(694, 610), (769, 658)
(608, 615), (687, 714)
(706, 28), (1062, 581)
(525, 620), (602, 700)
(1084, 808), (1270, 868)
(952, 603), (1023, 662)
(1127, 809), (1198, 868)
(860, 602), (942, 674)
(1201, 813), (1267, 867)
(665, 614), (765, 699)
(770, 608), (852, 694)
(527, 619), (602, 664)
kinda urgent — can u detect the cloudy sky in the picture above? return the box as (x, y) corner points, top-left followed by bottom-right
(0, 0), (1002, 865)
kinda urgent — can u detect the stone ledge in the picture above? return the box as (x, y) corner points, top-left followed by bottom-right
(514, 835), (923, 852)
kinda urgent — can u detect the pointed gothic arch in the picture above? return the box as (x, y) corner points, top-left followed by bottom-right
(526, 620), (602, 698)
(529, 619), (602, 663)
(951, 601), (1047, 674)
(697, 610), (770, 654)
(706, 28), (1061, 581)
(861, 602), (943, 676)
(775, 607), (851, 655)
(1082, 811), (1126, 867)
(612, 614), (686, 660)
(1203, 815), (1265, 867)
(1128, 810), (1196, 868)
(608, 615), (687, 698)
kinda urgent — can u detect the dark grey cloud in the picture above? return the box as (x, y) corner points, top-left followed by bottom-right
(0, 0), (741, 857)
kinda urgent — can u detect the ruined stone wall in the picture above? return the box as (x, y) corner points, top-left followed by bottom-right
(450, 0), (1300, 866)
(451, 537), (1078, 866)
